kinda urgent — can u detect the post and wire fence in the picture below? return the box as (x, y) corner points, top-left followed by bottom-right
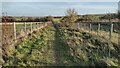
(77, 22), (119, 41)
(2, 21), (119, 46)
(14, 22), (48, 40)
(2, 22), (50, 47)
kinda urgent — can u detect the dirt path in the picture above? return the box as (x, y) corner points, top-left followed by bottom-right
(37, 23), (75, 66)
(52, 23), (75, 66)
(53, 24), (64, 65)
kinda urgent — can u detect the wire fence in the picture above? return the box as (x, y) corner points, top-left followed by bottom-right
(68, 22), (119, 44)
(15, 22), (48, 39)
(1, 22), (119, 47)
(1, 22), (51, 47)
(77, 22), (119, 42)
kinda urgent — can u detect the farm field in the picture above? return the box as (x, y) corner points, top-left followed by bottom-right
(2, 23), (120, 66)
(1, 2), (120, 67)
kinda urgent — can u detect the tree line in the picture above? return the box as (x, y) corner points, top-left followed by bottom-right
(2, 16), (53, 22)
(2, 9), (120, 23)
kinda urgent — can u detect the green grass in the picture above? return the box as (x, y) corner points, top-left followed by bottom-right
(3, 23), (120, 66)
(58, 24), (120, 66)
(3, 25), (75, 66)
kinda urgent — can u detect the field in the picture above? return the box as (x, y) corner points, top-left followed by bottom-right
(1, 2), (120, 67)
(2, 22), (120, 66)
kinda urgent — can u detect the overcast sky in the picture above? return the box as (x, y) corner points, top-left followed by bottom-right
(1, 0), (120, 2)
(2, 2), (118, 16)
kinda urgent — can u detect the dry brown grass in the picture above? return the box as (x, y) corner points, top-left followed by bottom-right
(79, 28), (119, 45)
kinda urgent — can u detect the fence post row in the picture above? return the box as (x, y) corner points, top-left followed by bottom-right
(77, 22), (115, 40)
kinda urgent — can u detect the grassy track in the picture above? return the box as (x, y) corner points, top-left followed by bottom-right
(3, 23), (120, 66)
(3, 23), (75, 66)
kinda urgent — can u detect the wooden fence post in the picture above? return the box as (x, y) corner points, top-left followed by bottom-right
(46, 22), (47, 26)
(45, 22), (46, 27)
(97, 23), (100, 35)
(24, 22), (26, 31)
(40, 22), (41, 27)
(13, 22), (16, 40)
(89, 23), (91, 32)
(77, 22), (80, 29)
(42, 23), (43, 28)
(109, 23), (113, 40)
(84, 23), (86, 30)
(36, 22), (38, 29)
(44, 22), (45, 27)
(86, 23), (89, 30)
(81, 23), (83, 30)
(39, 22), (41, 28)
(86, 24), (88, 30)
(79, 23), (81, 30)
(30, 22), (32, 33)
(85, 23), (87, 30)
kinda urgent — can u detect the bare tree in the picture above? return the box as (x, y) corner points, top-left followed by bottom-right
(66, 9), (79, 23)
